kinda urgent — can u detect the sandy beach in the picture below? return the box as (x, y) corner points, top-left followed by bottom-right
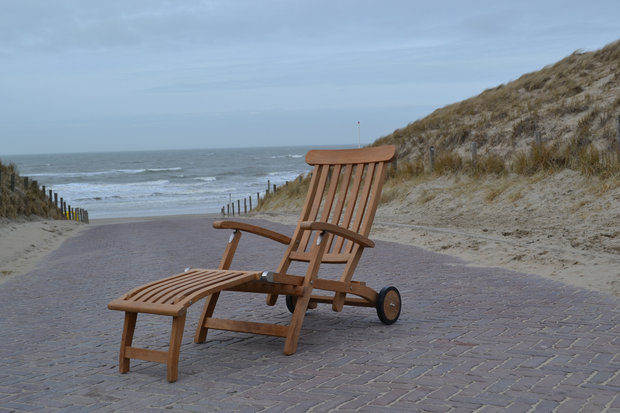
(0, 218), (85, 284)
(1, 171), (618, 297)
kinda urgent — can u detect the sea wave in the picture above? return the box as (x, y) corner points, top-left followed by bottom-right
(271, 154), (304, 159)
(26, 167), (182, 178)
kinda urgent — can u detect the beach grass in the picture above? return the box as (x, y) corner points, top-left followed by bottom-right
(0, 161), (63, 219)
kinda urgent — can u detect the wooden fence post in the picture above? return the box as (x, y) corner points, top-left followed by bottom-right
(244, 198), (247, 214)
(54, 193), (58, 208)
(535, 131), (542, 147)
(23, 176), (29, 188)
(273, 184), (277, 193)
(227, 204), (230, 217)
(232, 202), (235, 217)
(249, 196), (252, 211)
(267, 180), (270, 194)
(237, 200), (240, 215)
(429, 146), (435, 172)
(48, 189), (53, 202)
(257, 192), (260, 203)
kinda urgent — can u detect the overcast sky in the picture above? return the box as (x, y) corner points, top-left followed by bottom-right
(1, 1), (619, 155)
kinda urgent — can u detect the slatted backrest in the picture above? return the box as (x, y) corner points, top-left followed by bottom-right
(279, 145), (396, 268)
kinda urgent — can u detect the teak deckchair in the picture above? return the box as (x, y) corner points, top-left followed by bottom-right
(108, 145), (401, 382)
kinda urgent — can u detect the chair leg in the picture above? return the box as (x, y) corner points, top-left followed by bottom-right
(283, 294), (311, 355)
(119, 312), (137, 373)
(194, 292), (220, 343)
(167, 314), (186, 383)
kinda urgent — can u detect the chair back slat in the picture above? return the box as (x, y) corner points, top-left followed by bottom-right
(331, 163), (364, 254)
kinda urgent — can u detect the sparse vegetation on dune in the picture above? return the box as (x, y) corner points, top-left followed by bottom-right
(373, 39), (620, 164)
(0, 161), (64, 219)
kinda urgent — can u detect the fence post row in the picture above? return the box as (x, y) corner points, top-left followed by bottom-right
(222, 179), (285, 217)
(3, 173), (89, 222)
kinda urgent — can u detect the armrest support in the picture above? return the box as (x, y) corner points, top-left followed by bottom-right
(299, 221), (375, 248)
(213, 220), (291, 245)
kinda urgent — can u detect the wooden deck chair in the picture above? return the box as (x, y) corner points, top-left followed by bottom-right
(108, 145), (401, 382)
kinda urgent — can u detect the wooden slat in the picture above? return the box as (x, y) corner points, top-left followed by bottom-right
(125, 347), (168, 364)
(319, 164), (341, 222)
(326, 164), (353, 253)
(108, 299), (185, 316)
(298, 164), (330, 252)
(333, 163), (364, 254)
(173, 272), (261, 307)
(360, 161), (387, 237)
(130, 269), (206, 302)
(347, 162), (376, 253)
(306, 145), (396, 165)
(205, 318), (289, 337)
(142, 270), (226, 304)
(308, 295), (375, 307)
(160, 271), (251, 304)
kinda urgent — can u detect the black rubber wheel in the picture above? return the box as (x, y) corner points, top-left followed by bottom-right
(285, 295), (297, 313)
(376, 286), (401, 325)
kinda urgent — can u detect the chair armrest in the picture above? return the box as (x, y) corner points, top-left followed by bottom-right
(213, 220), (292, 245)
(299, 221), (375, 248)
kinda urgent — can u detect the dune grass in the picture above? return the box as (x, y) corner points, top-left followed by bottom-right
(0, 161), (64, 219)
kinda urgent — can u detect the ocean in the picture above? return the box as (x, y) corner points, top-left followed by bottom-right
(2, 146), (352, 219)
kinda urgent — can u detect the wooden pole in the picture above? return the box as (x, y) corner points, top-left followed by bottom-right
(273, 184), (277, 193)
(48, 189), (53, 202)
(232, 202), (235, 217)
(237, 200), (240, 215)
(244, 198), (247, 214)
(249, 196), (252, 211)
(54, 193), (58, 208)
(227, 204), (230, 217)
(535, 131), (542, 147)
(267, 180), (270, 194)
(429, 146), (435, 172)
(23, 176), (29, 188)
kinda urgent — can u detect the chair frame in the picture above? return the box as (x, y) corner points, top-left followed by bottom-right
(108, 145), (400, 382)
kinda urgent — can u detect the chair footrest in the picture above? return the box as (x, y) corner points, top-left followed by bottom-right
(108, 269), (262, 315)
(205, 318), (289, 337)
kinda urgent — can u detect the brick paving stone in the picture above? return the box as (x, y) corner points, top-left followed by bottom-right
(0, 217), (619, 412)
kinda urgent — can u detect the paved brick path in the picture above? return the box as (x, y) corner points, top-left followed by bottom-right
(0, 216), (618, 412)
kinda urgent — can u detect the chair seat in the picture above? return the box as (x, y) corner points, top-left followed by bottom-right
(108, 269), (261, 316)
